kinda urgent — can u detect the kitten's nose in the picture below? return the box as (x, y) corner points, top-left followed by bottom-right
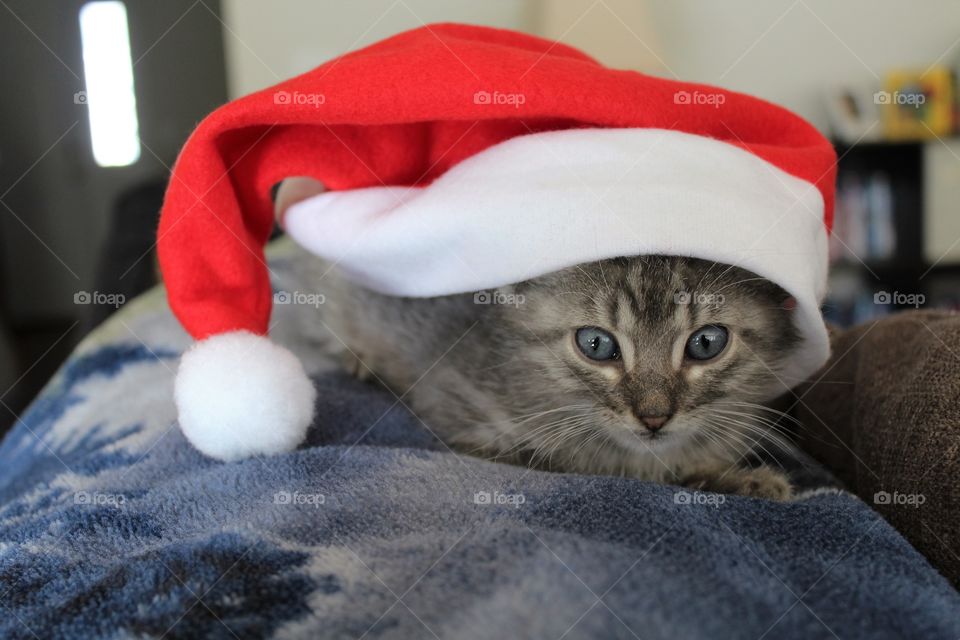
(639, 415), (671, 432)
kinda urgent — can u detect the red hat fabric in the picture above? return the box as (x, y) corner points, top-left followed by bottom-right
(158, 23), (837, 461)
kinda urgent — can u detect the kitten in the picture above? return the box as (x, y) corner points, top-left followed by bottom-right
(310, 254), (802, 500)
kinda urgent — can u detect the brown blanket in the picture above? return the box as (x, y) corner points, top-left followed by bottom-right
(790, 310), (960, 586)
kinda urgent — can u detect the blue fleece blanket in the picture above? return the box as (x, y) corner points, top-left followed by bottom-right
(1, 242), (958, 640)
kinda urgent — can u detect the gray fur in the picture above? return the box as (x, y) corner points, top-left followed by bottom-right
(310, 255), (802, 498)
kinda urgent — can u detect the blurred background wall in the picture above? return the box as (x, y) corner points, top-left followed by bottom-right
(2, 0), (959, 423)
(221, 0), (537, 99)
(222, 1), (960, 130)
(539, 1), (960, 131)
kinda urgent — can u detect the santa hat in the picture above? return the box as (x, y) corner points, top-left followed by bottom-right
(158, 23), (836, 462)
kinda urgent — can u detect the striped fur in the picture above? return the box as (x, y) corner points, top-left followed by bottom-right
(313, 256), (802, 497)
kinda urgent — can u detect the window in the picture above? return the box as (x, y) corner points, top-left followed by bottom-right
(78, 1), (140, 167)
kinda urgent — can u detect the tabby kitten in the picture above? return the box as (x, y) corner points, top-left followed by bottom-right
(312, 254), (802, 500)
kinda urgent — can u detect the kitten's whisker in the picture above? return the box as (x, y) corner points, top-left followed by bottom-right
(465, 411), (591, 457)
(714, 417), (821, 474)
(706, 414), (793, 465)
(712, 276), (769, 294)
(703, 413), (773, 451)
(692, 259), (722, 294)
(709, 404), (800, 431)
(528, 423), (596, 468)
(708, 410), (795, 440)
(574, 265), (604, 291)
(710, 401), (839, 449)
(699, 261), (742, 295)
(695, 421), (753, 467)
(699, 427), (767, 483)
(713, 400), (791, 413)
(496, 404), (598, 425)
(586, 428), (617, 472)
(472, 406), (596, 440)
(708, 410), (829, 455)
(495, 412), (599, 461)
(710, 427), (766, 468)
(708, 411), (783, 439)
(568, 422), (612, 462)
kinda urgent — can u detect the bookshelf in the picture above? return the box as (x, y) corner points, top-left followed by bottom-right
(825, 140), (960, 326)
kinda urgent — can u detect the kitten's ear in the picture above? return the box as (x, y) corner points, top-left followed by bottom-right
(757, 279), (797, 310)
(273, 177), (326, 224)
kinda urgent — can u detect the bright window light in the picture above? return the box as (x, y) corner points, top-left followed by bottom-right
(78, 1), (140, 167)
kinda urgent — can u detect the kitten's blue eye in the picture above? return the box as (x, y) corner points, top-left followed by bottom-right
(575, 327), (620, 361)
(685, 325), (729, 361)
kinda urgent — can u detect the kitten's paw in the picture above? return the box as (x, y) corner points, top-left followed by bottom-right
(340, 351), (372, 381)
(682, 466), (793, 501)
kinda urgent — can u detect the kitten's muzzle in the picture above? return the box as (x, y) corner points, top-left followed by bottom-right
(638, 414), (671, 432)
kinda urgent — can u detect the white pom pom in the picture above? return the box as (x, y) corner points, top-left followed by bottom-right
(175, 331), (316, 461)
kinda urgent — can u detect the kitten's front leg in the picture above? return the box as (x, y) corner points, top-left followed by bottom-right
(681, 463), (793, 501)
(340, 350), (373, 381)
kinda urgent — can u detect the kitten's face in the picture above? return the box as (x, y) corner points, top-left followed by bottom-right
(500, 256), (800, 457)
